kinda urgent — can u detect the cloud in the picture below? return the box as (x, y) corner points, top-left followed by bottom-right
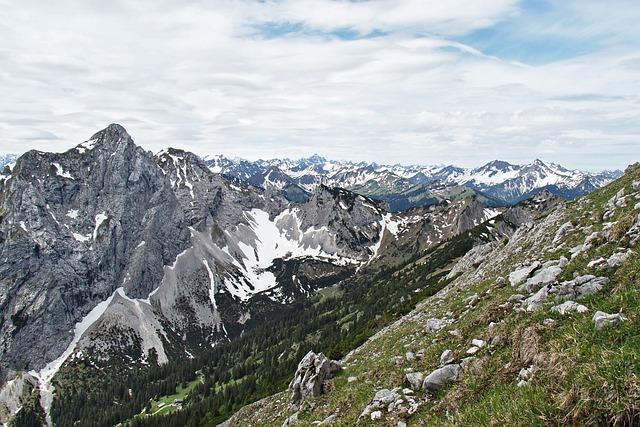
(0, 0), (638, 171)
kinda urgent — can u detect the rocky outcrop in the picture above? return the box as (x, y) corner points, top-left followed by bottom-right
(288, 351), (341, 405)
(422, 364), (461, 393)
(551, 301), (588, 315)
(593, 311), (626, 330)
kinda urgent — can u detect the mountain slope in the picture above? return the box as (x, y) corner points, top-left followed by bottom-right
(225, 164), (640, 426)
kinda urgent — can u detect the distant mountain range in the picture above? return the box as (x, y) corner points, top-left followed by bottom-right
(204, 154), (622, 211)
(0, 154), (18, 170)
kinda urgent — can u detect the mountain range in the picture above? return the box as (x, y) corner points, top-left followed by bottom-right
(204, 154), (621, 211)
(0, 125), (515, 425)
(0, 124), (634, 427)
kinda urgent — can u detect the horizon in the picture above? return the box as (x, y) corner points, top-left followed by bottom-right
(0, 123), (625, 173)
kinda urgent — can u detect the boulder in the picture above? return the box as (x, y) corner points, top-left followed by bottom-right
(439, 349), (454, 366)
(318, 412), (337, 426)
(606, 189), (625, 210)
(547, 275), (609, 301)
(466, 346), (480, 354)
(522, 286), (549, 312)
(372, 389), (400, 406)
(405, 372), (424, 391)
(551, 301), (588, 315)
(593, 311), (626, 330)
(471, 339), (486, 348)
(607, 251), (632, 268)
(289, 351), (341, 404)
(460, 357), (476, 369)
(282, 412), (299, 427)
(519, 266), (562, 293)
(508, 262), (541, 287)
(423, 364), (461, 393)
(425, 318), (451, 333)
(508, 294), (525, 302)
(574, 276), (609, 299)
(552, 221), (574, 244)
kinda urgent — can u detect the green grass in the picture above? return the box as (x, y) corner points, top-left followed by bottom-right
(123, 377), (202, 423)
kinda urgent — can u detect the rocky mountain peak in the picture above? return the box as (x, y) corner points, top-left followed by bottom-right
(84, 123), (134, 151)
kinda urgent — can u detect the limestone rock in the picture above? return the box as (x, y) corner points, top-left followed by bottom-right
(551, 301), (588, 315)
(439, 349), (454, 366)
(423, 364), (461, 393)
(593, 311), (626, 330)
(607, 250), (632, 268)
(508, 262), (541, 287)
(405, 372), (424, 391)
(289, 351), (341, 404)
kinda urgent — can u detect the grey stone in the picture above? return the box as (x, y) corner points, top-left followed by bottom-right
(439, 349), (454, 366)
(405, 372), (424, 390)
(593, 311), (626, 330)
(423, 364), (461, 393)
(373, 389), (401, 405)
(282, 412), (299, 426)
(508, 262), (541, 287)
(607, 251), (632, 268)
(425, 318), (451, 333)
(519, 266), (563, 293)
(551, 301), (588, 315)
(289, 351), (341, 404)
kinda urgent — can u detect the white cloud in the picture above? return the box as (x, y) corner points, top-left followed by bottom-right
(0, 0), (638, 171)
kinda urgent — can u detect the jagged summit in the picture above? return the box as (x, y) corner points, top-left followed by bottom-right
(89, 123), (130, 141)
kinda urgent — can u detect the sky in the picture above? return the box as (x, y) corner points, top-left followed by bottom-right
(0, 0), (639, 171)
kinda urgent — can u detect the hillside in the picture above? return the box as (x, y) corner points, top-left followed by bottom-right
(225, 164), (640, 426)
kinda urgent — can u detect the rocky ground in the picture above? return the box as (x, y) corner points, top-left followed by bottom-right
(225, 164), (640, 426)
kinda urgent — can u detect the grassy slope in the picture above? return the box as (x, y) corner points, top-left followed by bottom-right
(126, 377), (203, 422)
(228, 165), (640, 426)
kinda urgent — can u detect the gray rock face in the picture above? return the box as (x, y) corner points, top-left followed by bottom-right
(0, 124), (192, 377)
(0, 373), (38, 424)
(607, 250), (633, 268)
(446, 242), (496, 279)
(519, 265), (563, 293)
(288, 351), (341, 404)
(423, 364), (461, 393)
(509, 262), (541, 287)
(522, 275), (609, 312)
(552, 221), (574, 245)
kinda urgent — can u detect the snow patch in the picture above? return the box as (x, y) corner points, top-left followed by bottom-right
(72, 232), (91, 242)
(51, 163), (73, 179)
(93, 212), (108, 240)
(29, 290), (117, 424)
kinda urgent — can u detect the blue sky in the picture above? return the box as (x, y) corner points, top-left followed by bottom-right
(0, 0), (638, 170)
